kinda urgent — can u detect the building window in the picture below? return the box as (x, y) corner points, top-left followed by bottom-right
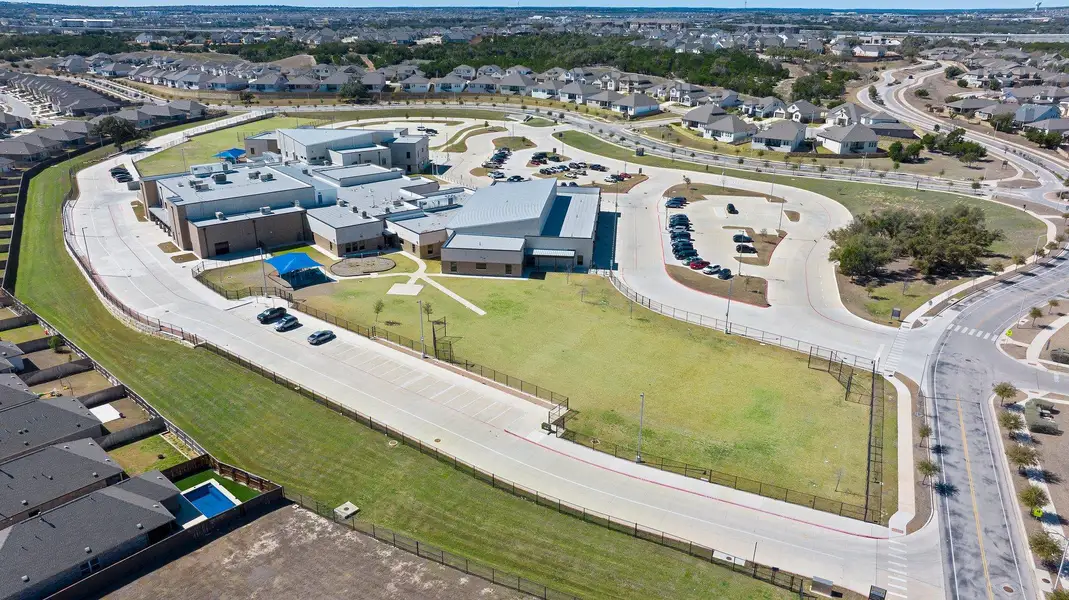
(577, 255), (584, 266)
(505, 264), (513, 275)
(475, 263), (487, 270)
(450, 262), (457, 272)
(406, 151), (411, 159)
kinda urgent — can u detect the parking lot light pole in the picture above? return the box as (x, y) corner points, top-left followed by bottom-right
(635, 392), (645, 463)
(418, 299), (426, 358)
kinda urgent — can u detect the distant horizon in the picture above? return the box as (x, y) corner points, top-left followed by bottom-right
(8, 0), (1069, 10)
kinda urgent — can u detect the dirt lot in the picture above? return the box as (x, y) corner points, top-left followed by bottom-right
(105, 504), (529, 600)
(29, 369), (113, 397)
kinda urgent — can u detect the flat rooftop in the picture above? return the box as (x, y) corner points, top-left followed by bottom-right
(388, 209), (458, 234)
(445, 233), (525, 252)
(306, 203), (382, 228)
(157, 167), (309, 207)
(541, 187), (600, 239)
(190, 205), (305, 227)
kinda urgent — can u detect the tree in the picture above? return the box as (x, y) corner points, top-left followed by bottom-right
(239, 90), (255, 107)
(827, 231), (893, 278)
(1005, 444), (1038, 473)
(917, 459), (940, 484)
(918, 423), (932, 448)
(956, 79), (968, 88)
(1030, 306), (1043, 327)
(1013, 254), (1026, 271)
(993, 382), (1018, 406)
(998, 411), (1024, 432)
(91, 116), (145, 151)
(914, 88), (929, 98)
(422, 301), (434, 321)
(1050, 298), (1061, 314)
(338, 81), (369, 103)
(990, 112), (1015, 133)
(48, 335), (62, 353)
(1030, 531), (1063, 563)
(887, 141), (905, 162)
(1019, 484), (1050, 513)
(944, 65), (964, 79)
(372, 299), (385, 323)
(1050, 589), (1069, 600)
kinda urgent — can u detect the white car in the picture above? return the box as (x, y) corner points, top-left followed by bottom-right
(490, 171), (506, 179)
(416, 125), (426, 131)
(703, 264), (721, 275)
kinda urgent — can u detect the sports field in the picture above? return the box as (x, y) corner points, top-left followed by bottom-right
(293, 271), (882, 508)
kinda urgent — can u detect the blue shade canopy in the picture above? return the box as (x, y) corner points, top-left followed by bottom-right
(265, 253), (319, 275)
(213, 148), (246, 160)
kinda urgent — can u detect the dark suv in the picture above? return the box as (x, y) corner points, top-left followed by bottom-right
(256, 307), (286, 324)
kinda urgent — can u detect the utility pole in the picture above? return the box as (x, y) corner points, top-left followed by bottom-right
(725, 275), (735, 334)
(81, 227), (91, 272)
(259, 246), (267, 291)
(635, 392), (645, 463)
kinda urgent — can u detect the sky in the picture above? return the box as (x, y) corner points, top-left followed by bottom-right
(12, 0), (1069, 9)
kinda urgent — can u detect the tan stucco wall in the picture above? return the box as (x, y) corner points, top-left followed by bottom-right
(190, 211), (308, 258)
(446, 260), (521, 277)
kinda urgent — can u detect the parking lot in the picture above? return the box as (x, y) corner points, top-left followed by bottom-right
(661, 192), (791, 279)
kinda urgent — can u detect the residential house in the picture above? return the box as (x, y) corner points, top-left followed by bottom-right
(559, 82), (599, 105)
(465, 75), (498, 94)
(287, 76), (320, 93)
(775, 100), (825, 123)
(741, 96), (786, 118)
(530, 80), (562, 100)
(497, 73), (534, 96)
(433, 73), (468, 94)
(827, 102), (867, 126)
(853, 44), (887, 59)
(681, 104), (727, 129)
(859, 112), (916, 138)
(611, 93), (661, 118)
(318, 72), (353, 93)
(477, 64), (504, 78)
(249, 73), (287, 93)
(1015, 103), (1061, 125)
(400, 75), (431, 94)
(1024, 118), (1069, 138)
(816, 124), (879, 155)
(701, 115), (757, 143)
(506, 65), (534, 76)
(209, 73), (247, 91)
(451, 64), (477, 80)
(944, 98), (997, 116)
(752, 120), (807, 152)
(360, 72), (387, 93)
(585, 90), (624, 110)
(668, 82), (704, 104)
(975, 103), (1019, 121)
(705, 89), (741, 108)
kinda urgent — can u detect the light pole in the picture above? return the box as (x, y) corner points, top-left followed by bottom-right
(1033, 233), (1045, 264)
(725, 275), (735, 334)
(258, 246), (267, 291)
(418, 299), (426, 358)
(635, 392), (645, 463)
(80, 227), (91, 271)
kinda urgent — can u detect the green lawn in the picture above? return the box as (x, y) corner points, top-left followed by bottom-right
(110, 434), (189, 476)
(0, 323), (47, 344)
(493, 136), (535, 150)
(525, 117), (556, 127)
(442, 126), (506, 153)
(134, 116), (309, 177)
(172, 470), (260, 502)
(298, 108), (510, 123)
(14, 140), (794, 600)
(294, 273), (877, 507)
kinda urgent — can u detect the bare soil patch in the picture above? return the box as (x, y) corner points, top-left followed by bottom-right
(666, 265), (769, 307)
(329, 256), (396, 277)
(595, 173), (648, 194)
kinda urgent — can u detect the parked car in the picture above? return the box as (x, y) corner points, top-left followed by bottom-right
(669, 216), (689, 225)
(618, 173), (632, 179)
(604, 176), (620, 183)
(274, 314), (300, 332)
(727, 203), (738, 214)
(307, 330), (336, 345)
(256, 307), (286, 324)
(689, 259), (710, 270)
(548, 155), (563, 162)
(732, 234), (753, 243)
(674, 249), (698, 260)
(109, 166), (128, 175)
(416, 125), (426, 131)
(664, 199), (684, 208)
(590, 164), (608, 171)
(490, 171), (506, 179)
(736, 244), (757, 254)
(507, 175), (525, 182)
(718, 268), (733, 280)
(115, 174), (133, 183)
(565, 181), (578, 187)
(702, 264), (722, 275)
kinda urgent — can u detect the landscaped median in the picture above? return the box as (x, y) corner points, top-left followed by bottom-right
(556, 129), (1048, 325)
(15, 131), (801, 600)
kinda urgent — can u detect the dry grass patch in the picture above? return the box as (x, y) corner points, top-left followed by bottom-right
(157, 241), (180, 253)
(727, 227), (786, 267)
(784, 210), (800, 222)
(170, 253), (198, 264)
(666, 265), (769, 307)
(131, 201), (148, 222)
(596, 174), (648, 194)
(664, 182), (784, 204)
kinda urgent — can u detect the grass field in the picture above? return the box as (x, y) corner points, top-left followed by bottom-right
(110, 434), (189, 475)
(493, 136), (535, 150)
(294, 273), (877, 506)
(558, 131), (1047, 322)
(0, 323), (47, 344)
(442, 126), (506, 153)
(134, 116), (310, 177)
(15, 142), (794, 600)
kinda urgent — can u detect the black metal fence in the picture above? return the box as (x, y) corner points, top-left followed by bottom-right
(197, 340), (811, 597)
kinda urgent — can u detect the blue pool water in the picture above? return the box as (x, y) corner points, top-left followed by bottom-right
(183, 482), (236, 519)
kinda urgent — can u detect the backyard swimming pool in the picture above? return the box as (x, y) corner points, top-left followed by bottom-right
(183, 480), (237, 519)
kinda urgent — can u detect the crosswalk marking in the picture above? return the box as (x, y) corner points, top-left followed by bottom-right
(968, 328), (977, 336)
(983, 332), (992, 340)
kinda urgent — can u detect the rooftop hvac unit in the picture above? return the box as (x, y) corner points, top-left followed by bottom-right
(261, 173), (274, 181)
(338, 199), (348, 207)
(248, 171), (260, 180)
(447, 196), (455, 205)
(384, 207), (390, 213)
(260, 207), (272, 215)
(350, 205), (359, 213)
(392, 200), (403, 207)
(215, 211), (225, 220)
(187, 178), (198, 187)
(361, 210), (369, 218)
(213, 173), (227, 184)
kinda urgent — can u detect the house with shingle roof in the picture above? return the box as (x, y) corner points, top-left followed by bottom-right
(816, 124), (879, 154)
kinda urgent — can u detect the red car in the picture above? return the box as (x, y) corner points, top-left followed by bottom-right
(689, 259), (709, 270)
(618, 172), (633, 179)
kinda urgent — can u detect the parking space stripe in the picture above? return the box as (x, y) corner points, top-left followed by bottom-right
(471, 401), (499, 418)
(887, 583), (907, 591)
(887, 592), (907, 599)
(430, 384), (455, 399)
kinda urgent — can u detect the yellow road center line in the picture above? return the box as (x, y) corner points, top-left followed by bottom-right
(957, 396), (995, 600)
